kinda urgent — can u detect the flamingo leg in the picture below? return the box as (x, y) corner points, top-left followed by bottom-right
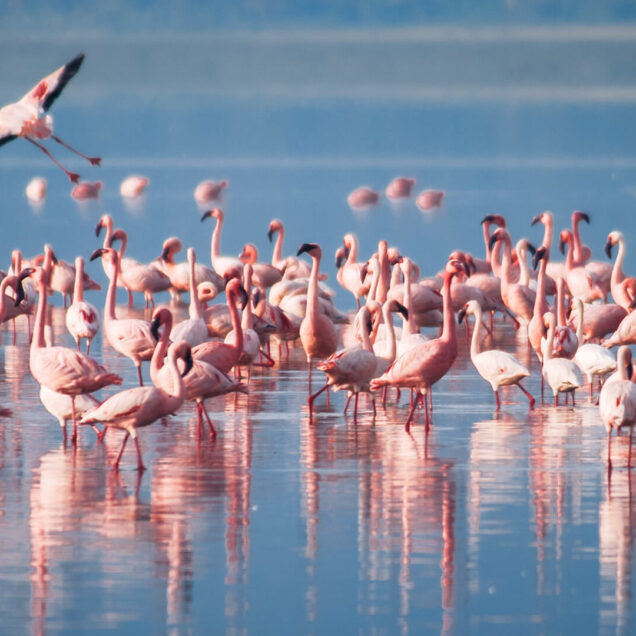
(382, 386), (387, 409)
(628, 427), (633, 470)
(25, 137), (80, 182)
(255, 348), (275, 367)
(344, 394), (352, 415)
(308, 383), (329, 410)
(607, 429), (613, 474)
(571, 390), (576, 406)
(554, 394), (558, 407)
(404, 394), (421, 433)
(98, 426), (108, 443)
(196, 403), (203, 441)
(326, 386), (330, 407)
(113, 432), (130, 470)
(201, 401), (217, 437)
(70, 397), (78, 445)
(517, 382), (535, 409)
(308, 361), (312, 394)
(136, 365), (144, 387)
(371, 395), (376, 417)
(51, 134), (101, 165)
(494, 389), (501, 410)
(133, 436), (146, 472)
(354, 392), (359, 421)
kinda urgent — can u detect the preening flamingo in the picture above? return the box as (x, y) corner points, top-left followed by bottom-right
(80, 340), (193, 471)
(65, 256), (99, 354)
(0, 53), (100, 182)
(598, 346), (636, 471)
(458, 300), (534, 410)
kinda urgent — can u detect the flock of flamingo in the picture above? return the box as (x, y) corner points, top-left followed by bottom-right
(1, 53), (636, 474)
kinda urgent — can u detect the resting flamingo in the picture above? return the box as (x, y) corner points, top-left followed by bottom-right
(80, 340), (192, 471)
(65, 256), (99, 354)
(0, 53), (100, 182)
(599, 346), (636, 471)
(458, 300), (534, 410)
(90, 247), (156, 385)
(370, 259), (468, 432)
(239, 243), (282, 292)
(201, 208), (244, 278)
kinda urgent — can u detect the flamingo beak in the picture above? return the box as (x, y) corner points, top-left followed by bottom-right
(150, 316), (161, 341)
(335, 251), (346, 268)
(14, 279), (25, 307)
(297, 243), (316, 257)
(604, 240), (613, 259)
(481, 214), (496, 225)
(181, 349), (194, 378)
(237, 286), (249, 309)
(628, 363), (634, 380)
(532, 248), (544, 270)
(89, 248), (106, 261)
(253, 288), (262, 306)
(200, 210), (213, 222)
(395, 302), (408, 320)
(360, 263), (368, 282)
(267, 227), (275, 243)
(559, 238), (567, 256)
(488, 233), (500, 252)
(457, 306), (467, 324)
(531, 214), (542, 226)
(160, 246), (170, 261)
(94, 220), (103, 237)
(579, 211), (591, 224)
(526, 242), (536, 256)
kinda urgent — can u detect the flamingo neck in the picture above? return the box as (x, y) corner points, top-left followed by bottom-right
(574, 299), (584, 342)
(491, 239), (504, 278)
(306, 253), (321, 322)
(564, 237), (574, 271)
(150, 312), (173, 379)
(32, 279), (48, 350)
(241, 271), (253, 330)
(401, 269), (417, 335)
(544, 316), (555, 361)
(101, 217), (113, 249)
(469, 306), (484, 359)
(390, 264), (401, 290)
(188, 257), (204, 321)
(533, 256), (549, 318)
(517, 245), (530, 287)
(358, 311), (374, 353)
(368, 263), (380, 304)
(556, 279), (566, 326)
(272, 228), (284, 267)
(542, 218), (553, 249)
(166, 350), (185, 401)
(500, 234), (514, 284)
(572, 216), (584, 264)
(104, 256), (119, 321)
(612, 236), (626, 287)
(74, 260), (85, 302)
(345, 238), (358, 265)
(440, 271), (456, 343)
(228, 290), (244, 353)
(483, 223), (492, 260)
(382, 303), (397, 361)
(211, 215), (223, 263)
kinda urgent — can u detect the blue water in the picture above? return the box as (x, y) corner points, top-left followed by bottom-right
(0, 5), (636, 634)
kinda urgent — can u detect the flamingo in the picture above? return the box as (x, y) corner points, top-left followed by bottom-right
(568, 300), (626, 343)
(572, 298), (616, 400)
(25, 177), (46, 203)
(150, 308), (248, 438)
(599, 346), (636, 471)
(267, 219), (313, 280)
(297, 243), (338, 395)
(549, 276), (578, 359)
(29, 255), (122, 444)
(169, 248), (209, 347)
(42, 246), (101, 307)
(559, 229), (604, 302)
(311, 305), (378, 419)
(605, 231), (636, 311)
(0, 53), (100, 182)
(80, 340), (192, 471)
(571, 211), (612, 294)
(416, 189), (444, 211)
(71, 181), (102, 200)
(370, 259), (469, 431)
(194, 179), (227, 204)
(0, 270), (34, 343)
(156, 236), (223, 303)
(338, 233), (369, 308)
(602, 309), (636, 348)
(192, 278), (247, 374)
(90, 247), (156, 385)
(65, 256), (100, 354)
(458, 300), (534, 410)
(238, 243), (282, 292)
(347, 186), (379, 209)
(531, 211), (567, 283)
(541, 312), (582, 406)
(200, 208), (244, 279)
(120, 175), (149, 198)
(386, 177), (416, 199)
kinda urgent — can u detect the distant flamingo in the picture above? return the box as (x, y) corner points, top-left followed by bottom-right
(348, 186), (379, 209)
(297, 243), (338, 396)
(0, 53), (100, 182)
(65, 256), (100, 354)
(29, 255), (122, 444)
(120, 175), (149, 198)
(386, 177), (416, 199)
(458, 300), (534, 409)
(416, 189), (444, 211)
(90, 247), (156, 385)
(80, 340), (192, 471)
(370, 259), (469, 431)
(201, 208), (244, 278)
(599, 346), (636, 471)
(25, 177), (46, 203)
(238, 243), (282, 292)
(71, 180), (102, 200)
(194, 179), (227, 204)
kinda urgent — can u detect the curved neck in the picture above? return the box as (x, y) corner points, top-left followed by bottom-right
(381, 303), (397, 361)
(440, 271), (456, 343)
(469, 307), (484, 359)
(544, 316), (555, 360)
(574, 298), (584, 341)
(188, 256), (204, 320)
(272, 227), (284, 266)
(572, 216), (584, 263)
(228, 289), (244, 353)
(166, 350), (185, 401)
(491, 239), (504, 278)
(32, 277), (48, 350)
(150, 312), (173, 377)
(612, 236), (626, 287)
(306, 253), (321, 322)
(211, 215), (223, 262)
(345, 237), (358, 265)
(563, 236), (573, 271)
(104, 255), (119, 320)
(101, 217), (113, 249)
(541, 218), (553, 249)
(74, 259), (85, 302)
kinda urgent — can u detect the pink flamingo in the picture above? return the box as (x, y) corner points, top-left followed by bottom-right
(80, 340), (192, 471)
(194, 179), (227, 204)
(25, 177), (46, 203)
(528, 246), (551, 359)
(559, 229), (604, 302)
(550, 276), (578, 359)
(297, 243), (338, 395)
(605, 231), (636, 311)
(416, 189), (444, 211)
(267, 219), (313, 280)
(192, 278), (247, 374)
(347, 186), (379, 209)
(0, 53), (100, 182)
(71, 181), (102, 200)
(65, 256), (100, 354)
(603, 310), (636, 348)
(151, 312), (247, 437)
(370, 259), (468, 431)
(531, 211), (567, 285)
(568, 299), (625, 343)
(90, 247), (156, 385)
(120, 175), (149, 198)
(201, 208), (244, 279)
(29, 254), (122, 444)
(338, 233), (369, 308)
(386, 177), (416, 199)
(238, 243), (282, 292)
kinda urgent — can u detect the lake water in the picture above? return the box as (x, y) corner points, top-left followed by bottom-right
(1, 6), (636, 634)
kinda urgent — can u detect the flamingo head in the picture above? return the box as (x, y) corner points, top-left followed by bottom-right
(387, 247), (402, 266)
(573, 210), (590, 225)
(225, 278), (249, 309)
(11, 268), (35, 306)
(267, 219), (283, 243)
(481, 214), (506, 228)
(108, 229), (127, 248)
(239, 243), (257, 265)
(605, 231), (622, 259)
(531, 211), (551, 227)
(445, 258), (470, 279)
(559, 230), (572, 256)
(334, 246), (347, 268)
(150, 307), (173, 342)
(89, 247), (117, 268)
(488, 228), (506, 252)
(160, 237), (182, 261)
(532, 246), (549, 270)
(170, 340), (194, 378)
(200, 208), (223, 223)
(94, 214), (113, 238)
(387, 299), (408, 320)
(297, 243), (321, 258)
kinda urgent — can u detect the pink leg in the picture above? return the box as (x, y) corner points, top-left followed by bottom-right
(607, 429), (613, 474)
(133, 436), (146, 472)
(308, 361), (312, 394)
(309, 383), (329, 410)
(51, 134), (101, 165)
(517, 382), (535, 409)
(628, 427), (633, 470)
(326, 386), (330, 407)
(70, 397), (78, 445)
(572, 391), (576, 406)
(382, 386), (387, 409)
(136, 365), (143, 387)
(113, 432), (130, 469)
(201, 401), (217, 437)
(196, 403), (203, 441)
(344, 394), (352, 415)
(495, 389), (501, 410)
(127, 289), (134, 308)
(554, 394), (558, 407)
(404, 394), (422, 432)
(353, 392), (359, 421)
(25, 137), (80, 182)
(98, 426), (108, 443)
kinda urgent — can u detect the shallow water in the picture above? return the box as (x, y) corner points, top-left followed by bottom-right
(1, 8), (636, 634)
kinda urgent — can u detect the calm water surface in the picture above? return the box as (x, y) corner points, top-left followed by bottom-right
(0, 12), (636, 634)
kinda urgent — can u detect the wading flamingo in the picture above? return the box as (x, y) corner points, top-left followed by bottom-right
(65, 256), (99, 354)
(201, 208), (244, 278)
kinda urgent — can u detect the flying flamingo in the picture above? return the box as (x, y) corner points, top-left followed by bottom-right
(169, 248), (209, 347)
(458, 300), (534, 410)
(80, 340), (192, 471)
(65, 256), (100, 354)
(90, 247), (157, 385)
(297, 243), (338, 396)
(29, 255), (122, 444)
(370, 259), (469, 431)
(201, 208), (244, 279)
(0, 53), (100, 182)
(150, 308), (248, 438)
(541, 312), (582, 406)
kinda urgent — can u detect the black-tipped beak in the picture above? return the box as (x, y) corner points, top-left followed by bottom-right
(297, 243), (316, 257)
(237, 286), (249, 309)
(461, 261), (470, 277)
(94, 220), (103, 237)
(14, 280), (25, 307)
(541, 322), (548, 337)
(629, 296), (636, 311)
(181, 349), (194, 378)
(366, 316), (373, 334)
(488, 233), (500, 252)
(252, 288), (262, 306)
(526, 242), (536, 256)
(457, 306), (467, 324)
(267, 228), (274, 243)
(335, 252), (346, 268)
(559, 238), (567, 256)
(160, 246), (170, 261)
(360, 263), (368, 282)
(628, 362), (634, 380)
(395, 302), (408, 320)
(532, 248), (545, 270)
(481, 214), (496, 225)
(19, 267), (35, 281)
(150, 316), (161, 342)
(605, 240), (613, 259)
(580, 211), (590, 224)
(49, 251), (58, 265)
(90, 248), (106, 262)
(531, 214), (542, 226)
(200, 210), (213, 222)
